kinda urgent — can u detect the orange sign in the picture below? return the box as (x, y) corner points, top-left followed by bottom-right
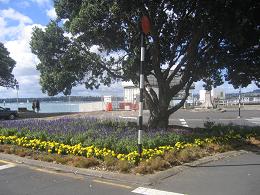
(141, 15), (151, 35)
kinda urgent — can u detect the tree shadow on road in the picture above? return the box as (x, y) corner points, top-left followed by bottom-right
(186, 144), (260, 168)
(187, 163), (260, 168)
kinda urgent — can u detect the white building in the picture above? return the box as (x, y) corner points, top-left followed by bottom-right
(199, 88), (225, 103)
(211, 88), (225, 100)
(122, 74), (195, 109)
(122, 81), (139, 103)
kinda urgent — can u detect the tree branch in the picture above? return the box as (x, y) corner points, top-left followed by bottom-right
(165, 54), (187, 83)
(144, 77), (159, 106)
(100, 61), (126, 79)
(167, 78), (194, 115)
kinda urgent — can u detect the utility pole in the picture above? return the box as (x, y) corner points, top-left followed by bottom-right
(138, 31), (145, 156)
(69, 95), (71, 112)
(16, 84), (19, 111)
(238, 86), (241, 118)
(138, 15), (151, 156)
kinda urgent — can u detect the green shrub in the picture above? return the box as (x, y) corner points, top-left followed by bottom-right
(116, 160), (131, 173)
(71, 157), (99, 168)
(104, 155), (118, 168)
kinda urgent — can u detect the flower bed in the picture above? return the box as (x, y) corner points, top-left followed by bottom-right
(0, 117), (259, 173)
(0, 118), (193, 153)
(0, 131), (255, 164)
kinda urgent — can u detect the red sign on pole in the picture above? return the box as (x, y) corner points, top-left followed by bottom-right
(141, 15), (151, 35)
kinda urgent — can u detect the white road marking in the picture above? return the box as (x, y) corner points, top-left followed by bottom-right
(119, 116), (137, 120)
(179, 118), (189, 127)
(93, 179), (132, 189)
(132, 187), (186, 195)
(245, 117), (260, 125)
(0, 163), (16, 170)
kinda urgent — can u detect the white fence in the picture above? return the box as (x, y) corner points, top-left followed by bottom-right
(79, 101), (105, 112)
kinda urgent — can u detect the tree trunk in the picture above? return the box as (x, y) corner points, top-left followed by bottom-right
(145, 85), (171, 129)
(147, 94), (170, 129)
(148, 110), (170, 129)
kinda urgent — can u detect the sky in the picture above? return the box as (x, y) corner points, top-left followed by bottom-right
(0, 0), (258, 99)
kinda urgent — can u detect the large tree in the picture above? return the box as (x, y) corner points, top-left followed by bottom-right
(0, 42), (16, 88)
(31, 0), (259, 128)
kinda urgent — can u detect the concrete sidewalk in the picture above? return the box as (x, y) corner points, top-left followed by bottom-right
(153, 150), (260, 195)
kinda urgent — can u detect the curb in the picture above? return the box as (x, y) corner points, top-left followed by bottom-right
(0, 152), (150, 185)
(0, 150), (248, 186)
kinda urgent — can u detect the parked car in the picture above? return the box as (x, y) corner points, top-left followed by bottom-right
(0, 106), (18, 120)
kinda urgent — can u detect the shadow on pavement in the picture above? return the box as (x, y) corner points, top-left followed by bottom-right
(186, 163), (260, 168)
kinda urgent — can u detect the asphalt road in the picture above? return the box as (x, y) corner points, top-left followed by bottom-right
(9, 107), (260, 129)
(168, 109), (260, 128)
(1, 151), (260, 195)
(118, 109), (260, 128)
(153, 151), (260, 195)
(0, 161), (135, 195)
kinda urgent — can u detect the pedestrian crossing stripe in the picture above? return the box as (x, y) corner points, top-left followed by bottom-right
(179, 118), (189, 127)
(132, 187), (187, 195)
(0, 161), (16, 170)
(245, 117), (260, 125)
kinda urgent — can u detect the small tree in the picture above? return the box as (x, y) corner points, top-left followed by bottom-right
(0, 42), (16, 88)
(31, 0), (259, 128)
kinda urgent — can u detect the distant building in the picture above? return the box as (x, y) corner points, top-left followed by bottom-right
(122, 74), (195, 110)
(199, 88), (225, 103)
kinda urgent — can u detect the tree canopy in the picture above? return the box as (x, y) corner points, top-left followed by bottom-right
(0, 42), (16, 88)
(31, 0), (260, 128)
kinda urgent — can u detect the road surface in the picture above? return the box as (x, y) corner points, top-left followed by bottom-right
(1, 150), (260, 195)
(118, 109), (260, 128)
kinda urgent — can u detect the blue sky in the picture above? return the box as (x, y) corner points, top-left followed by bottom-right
(0, 0), (258, 98)
(0, 0), (123, 98)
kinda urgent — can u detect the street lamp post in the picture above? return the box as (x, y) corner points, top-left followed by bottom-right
(238, 86), (241, 118)
(16, 84), (19, 111)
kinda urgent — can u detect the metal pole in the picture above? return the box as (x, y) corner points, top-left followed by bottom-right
(138, 32), (145, 156)
(69, 95), (71, 112)
(16, 84), (19, 111)
(238, 86), (241, 118)
(16, 89), (18, 110)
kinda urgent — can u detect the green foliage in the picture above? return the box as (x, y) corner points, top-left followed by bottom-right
(1, 119), (259, 154)
(116, 160), (132, 173)
(0, 128), (17, 136)
(143, 133), (184, 149)
(104, 155), (118, 168)
(204, 118), (216, 129)
(0, 42), (16, 88)
(31, 0), (260, 128)
(72, 157), (100, 168)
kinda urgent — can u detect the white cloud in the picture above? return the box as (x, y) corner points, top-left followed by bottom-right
(18, 1), (31, 8)
(0, 8), (35, 42)
(4, 23), (44, 93)
(0, 5), (127, 99)
(30, 0), (50, 7)
(194, 80), (258, 94)
(90, 45), (100, 54)
(0, 17), (6, 30)
(0, 8), (33, 24)
(46, 7), (57, 20)
(0, 7), (46, 98)
(0, 0), (10, 3)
